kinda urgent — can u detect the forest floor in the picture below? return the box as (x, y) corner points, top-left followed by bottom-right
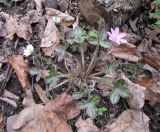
(0, 0), (160, 132)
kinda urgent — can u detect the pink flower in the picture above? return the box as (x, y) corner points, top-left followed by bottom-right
(107, 27), (128, 46)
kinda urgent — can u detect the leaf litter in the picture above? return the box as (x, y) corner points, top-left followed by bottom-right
(0, 0), (160, 132)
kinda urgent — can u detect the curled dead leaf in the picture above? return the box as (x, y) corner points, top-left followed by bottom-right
(0, 10), (44, 40)
(104, 110), (150, 132)
(41, 17), (60, 56)
(120, 72), (145, 109)
(107, 45), (142, 62)
(8, 55), (31, 92)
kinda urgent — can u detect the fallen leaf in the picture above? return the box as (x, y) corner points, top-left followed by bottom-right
(107, 45), (142, 62)
(7, 92), (79, 131)
(97, 76), (114, 96)
(45, 92), (80, 120)
(137, 75), (160, 105)
(13, 104), (44, 129)
(34, 84), (49, 104)
(120, 72), (145, 109)
(75, 117), (100, 132)
(45, 8), (75, 27)
(6, 114), (18, 132)
(138, 75), (160, 94)
(8, 55), (31, 91)
(0, 10), (44, 40)
(104, 110), (150, 132)
(41, 16), (60, 56)
(20, 109), (72, 132)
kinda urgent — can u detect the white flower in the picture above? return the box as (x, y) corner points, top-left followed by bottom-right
(23, 44), (34, 56)
(53, 16), (62, 24)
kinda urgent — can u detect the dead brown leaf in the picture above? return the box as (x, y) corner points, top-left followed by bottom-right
(45, 92), (80, 120)
(137, 75), (160, 105)
(7, 92), (79, 132)
(97, 76), (114, 96)
(20, 110), (72, 132)
(75, 117), (100, 132)
(0, 10), (44, 40)
(107, 45), (142, 62)
(104, 110), (150, 132)
(120, 72), (145, 109)
(45, 8), (75, 27)
(41, 17), (60, 56)
(8, 55), (31, 91)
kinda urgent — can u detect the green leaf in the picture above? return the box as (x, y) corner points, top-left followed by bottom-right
(97, 107), (107, 116)
(90, 95), (101, 105)
(86, 103), (97, 119)
(110, 88), (120, 104)
(66, 26), (87, 44)
(155, 20), (160, 27)
(88, 29), (112, 48)
(118, 87), (130, 98)
(0, 0), (10, 4)
(77, 101), (90, 109)
(45, 66), (59, 88)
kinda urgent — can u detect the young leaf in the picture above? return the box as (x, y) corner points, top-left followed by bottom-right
(88, 29), (112, 48)
(66, 26), (87, 44)
(118, 87), (130, 98)
(110, 88), (120, 104)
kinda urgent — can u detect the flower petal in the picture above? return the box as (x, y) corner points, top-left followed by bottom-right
(114, 27), (120, 36)
(119, 39), (128, 44)
(118, 33), (126, 39)
(107, 32), (112, 37)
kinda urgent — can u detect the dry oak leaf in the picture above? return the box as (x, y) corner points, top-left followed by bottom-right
(41, 16), (60, 56)
(8, 55), (31, 91)
(120, 72), (146, 109)
(75, 117), (100, 132)
(107, 45), (142, 62)
(0, 10), (43, 40)
(45, 7), (75, 27)
(45, 92), (80, 120)
(104, 110), (150, 132)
